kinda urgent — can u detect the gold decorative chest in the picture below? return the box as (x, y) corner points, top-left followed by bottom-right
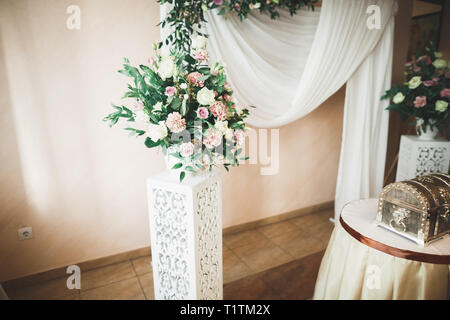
(376, 173), (450, 246)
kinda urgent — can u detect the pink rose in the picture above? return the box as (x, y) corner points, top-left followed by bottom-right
(414, 96), (427, 108)
(180, 142), (194, 157)
(224, 81), (233, 92)
(417, 55), (431, 65)
(165, 86), (177, 97)
(440, 88), (450, 98)
(210, 101), (227, 121)
(197, 107), (209, 119)
(203, 129), (222, 149)
(165, 112), (186, 133)
(405, 61), (412, 67)
(423, 80), (434, 87)
(413, 66), (421, 73)
(223, 94), (232, 102)
(193, 49), (209, 62)
(187, 72), (204, 87)
(214, 0), (223, 4)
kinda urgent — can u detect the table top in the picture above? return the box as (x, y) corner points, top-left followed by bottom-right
(340, 199), (450, 263)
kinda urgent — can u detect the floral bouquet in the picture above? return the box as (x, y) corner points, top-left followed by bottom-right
(104, 35), (249, 182)
(382, 47), (449, 139)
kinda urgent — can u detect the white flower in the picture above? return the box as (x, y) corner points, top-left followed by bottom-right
(180, 83), (187, 89)
(152, 102), (162, 113)
(435, 100), (449, 112)
(253, 3), (261, 9)
(435, 52), (443, 58)
(393, 92), (405, 104)
(191, 35), (207, 50)
(224, 128), (234, 140)
(214, 120), (228, 134)
(157, 55), (176, 80)
(135, 110), (149, 123)
(196, 87), (216, 105)
(147, 121), (168, 142)
(432, 59), (447, 69)
(408, 76), (422, 89)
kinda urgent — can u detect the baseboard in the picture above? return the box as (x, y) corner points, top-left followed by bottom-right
(2, 200), (333, 290)
(223, 201), (334, 235)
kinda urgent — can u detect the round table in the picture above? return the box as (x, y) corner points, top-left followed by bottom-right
(313, 199), (450, 300)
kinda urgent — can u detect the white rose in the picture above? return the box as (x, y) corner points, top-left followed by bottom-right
(435, 52), (443, 58)
(408, 76), (422, 89)
(196, 87), (216, 105)
(157, 56), (176, 80)
(435, 100), (449, 112)
(393, 92), (405, 104)
(147, 121), (168, 142)
(432, 59), (447, 69)
(180, 83), (187, 89)
(152, 102), (162, 113)
(191, 35), (207, 50)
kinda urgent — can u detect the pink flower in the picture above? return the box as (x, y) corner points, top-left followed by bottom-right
(132, 101), (144, 111)
(234, 3), (241, 11)
(187, 72), (204, 87)
(446, 71), (450, 78)
(413, 66), (421, 73)
(414, 96), (427, 108)
(165, 86), (177, 96)
(405, 61), (412, 67)
(193, 49), (209, 61)
(180, 142), (194, 157)
(440, 88), (450, 98)
(417, 55), (431, 65)
(234, 130), (245, 147)
(214, 0), (223, 4)
(223, 94), (232, 102)
(224, 81), (233, 92)
(203, 129), (222, 149)
(197, 107), (209, 119)
(210, 101), (227, 121)
(423, 80), (434, 87)
(165, 112), (186, 133)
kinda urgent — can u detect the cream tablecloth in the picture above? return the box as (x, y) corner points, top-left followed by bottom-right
(313, 199), (450, 300)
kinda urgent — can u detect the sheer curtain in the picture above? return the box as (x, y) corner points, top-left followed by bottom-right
(162, 0), (397, 219)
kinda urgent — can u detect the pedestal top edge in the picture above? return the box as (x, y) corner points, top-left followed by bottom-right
(147, 169), (221, 187)
(401, 135), (449, 143)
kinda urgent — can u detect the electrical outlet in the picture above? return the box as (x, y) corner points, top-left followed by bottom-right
(18, 227), (33, 240)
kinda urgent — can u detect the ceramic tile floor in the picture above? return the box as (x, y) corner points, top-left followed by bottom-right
(4, 209), (334, 300)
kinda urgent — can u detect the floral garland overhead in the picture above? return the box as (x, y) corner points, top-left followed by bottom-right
(158, 0), (317, 53)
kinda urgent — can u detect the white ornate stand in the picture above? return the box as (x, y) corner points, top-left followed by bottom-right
(396, 135), (450, 182)
(147, 170), (223, 300)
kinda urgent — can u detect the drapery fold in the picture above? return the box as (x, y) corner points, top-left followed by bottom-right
(161, 0), (397, 219)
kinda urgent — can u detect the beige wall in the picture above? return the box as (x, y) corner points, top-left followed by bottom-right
(1, 0), (343, 281)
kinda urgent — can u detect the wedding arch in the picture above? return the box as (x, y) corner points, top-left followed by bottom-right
(161, 0), (398, 220)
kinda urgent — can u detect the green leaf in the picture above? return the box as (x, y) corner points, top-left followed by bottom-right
(144, 137), (160, 148)
(172, 162), (183, 169)
(179, 171), (186, 182)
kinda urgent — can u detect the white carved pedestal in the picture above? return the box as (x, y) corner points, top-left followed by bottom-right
(147, 170), (223, 300)
(396, 135), (450, 182)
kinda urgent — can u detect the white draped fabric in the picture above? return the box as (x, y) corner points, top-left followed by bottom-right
(161, 0), (397, 220)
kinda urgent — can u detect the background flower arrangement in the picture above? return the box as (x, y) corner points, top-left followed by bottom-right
(104, 36), (249, 182)
(158, 0), (317, 53)
(382, 47), (450, 138)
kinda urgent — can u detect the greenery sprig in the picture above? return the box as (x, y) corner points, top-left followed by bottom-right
(158, 0), (317, 53)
